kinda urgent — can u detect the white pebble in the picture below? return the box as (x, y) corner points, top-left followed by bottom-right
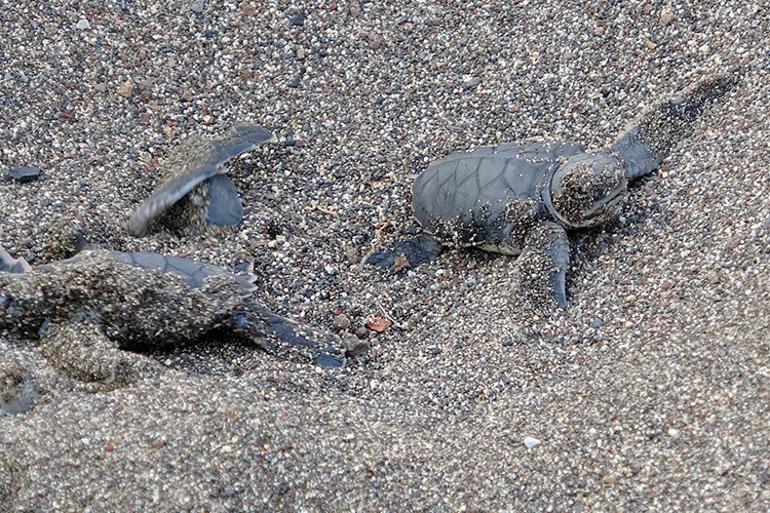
(523, 436), (541, 448)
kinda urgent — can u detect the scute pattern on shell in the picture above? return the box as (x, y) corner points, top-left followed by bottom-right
(411, 140), (584, 250)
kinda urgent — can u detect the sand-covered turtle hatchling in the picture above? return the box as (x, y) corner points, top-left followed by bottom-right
(0, 246), (343, 387)
(127, 122), (276, 237)
(367, 74), (739, 307)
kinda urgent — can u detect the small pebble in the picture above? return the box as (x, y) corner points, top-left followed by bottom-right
(117, 79), (135, 98)
(659, 8), (675, 26)
(462, 76), (481, 89)
(8, 166), (41, 182)
(343, 335), (369, 358)
(332, 314), (351, 331)
(523, 436), (541, 448)
(190, 0), (204, 14)
(75, 19), (90, 30)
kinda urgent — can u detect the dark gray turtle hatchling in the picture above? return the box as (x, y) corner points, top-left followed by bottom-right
(367, 74), (738, 306)
(127, 122), (276, 237)
(0, 246), (343, 388)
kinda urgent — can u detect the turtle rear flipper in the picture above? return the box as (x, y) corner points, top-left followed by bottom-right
(364, 234), (444, 270)
(516, 221), (570, 308)
(127, 122), (274, 237)
(612, 73), (739, 180)
(38, 320), (146, 386)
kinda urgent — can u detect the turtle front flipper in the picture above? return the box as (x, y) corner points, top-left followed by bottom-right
(516, 221), (570, 308)
(127, 122), (275, 237)
(364, 234), (444, 270)
(0, 246), (31, 274)
(37, 319), (146, 387)
(612, 73), (739, 180)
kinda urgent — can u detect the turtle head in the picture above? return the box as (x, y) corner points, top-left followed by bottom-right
(547, 152), (627, 228)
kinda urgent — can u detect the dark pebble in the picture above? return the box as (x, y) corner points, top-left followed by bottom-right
(429, 346), (442, 356)
(289, 13), (305, 27)
(332, 314), (351, 332)
(590, 318), (605, 329)
(344, 335), (370, 358)
(8, 166), (42, 182)
(288, 76), (301, 88)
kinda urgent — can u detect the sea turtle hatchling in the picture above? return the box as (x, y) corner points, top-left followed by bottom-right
(366, 74), (738, 306)
(127, 122), (276, 237)
(0, 246), (344, 388)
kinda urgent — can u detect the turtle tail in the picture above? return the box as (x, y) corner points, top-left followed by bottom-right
(612, 72), (741, 180)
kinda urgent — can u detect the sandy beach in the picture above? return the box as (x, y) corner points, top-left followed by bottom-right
(2, 1), (769, 511)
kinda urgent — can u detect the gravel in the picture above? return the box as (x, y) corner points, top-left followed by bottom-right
(1, 1), (769, 512)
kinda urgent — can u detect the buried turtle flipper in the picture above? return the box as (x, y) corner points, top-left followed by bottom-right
(0, 246), (31, 274)
(228, 308), (345, 368)
(612, 73), (740, 180)
(127, 122), (275, 237)
(516, 221), (570, 308)
(364, 234), (444, 270)
(37, 319), (147, 387)
(0, 356), (37, 415)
